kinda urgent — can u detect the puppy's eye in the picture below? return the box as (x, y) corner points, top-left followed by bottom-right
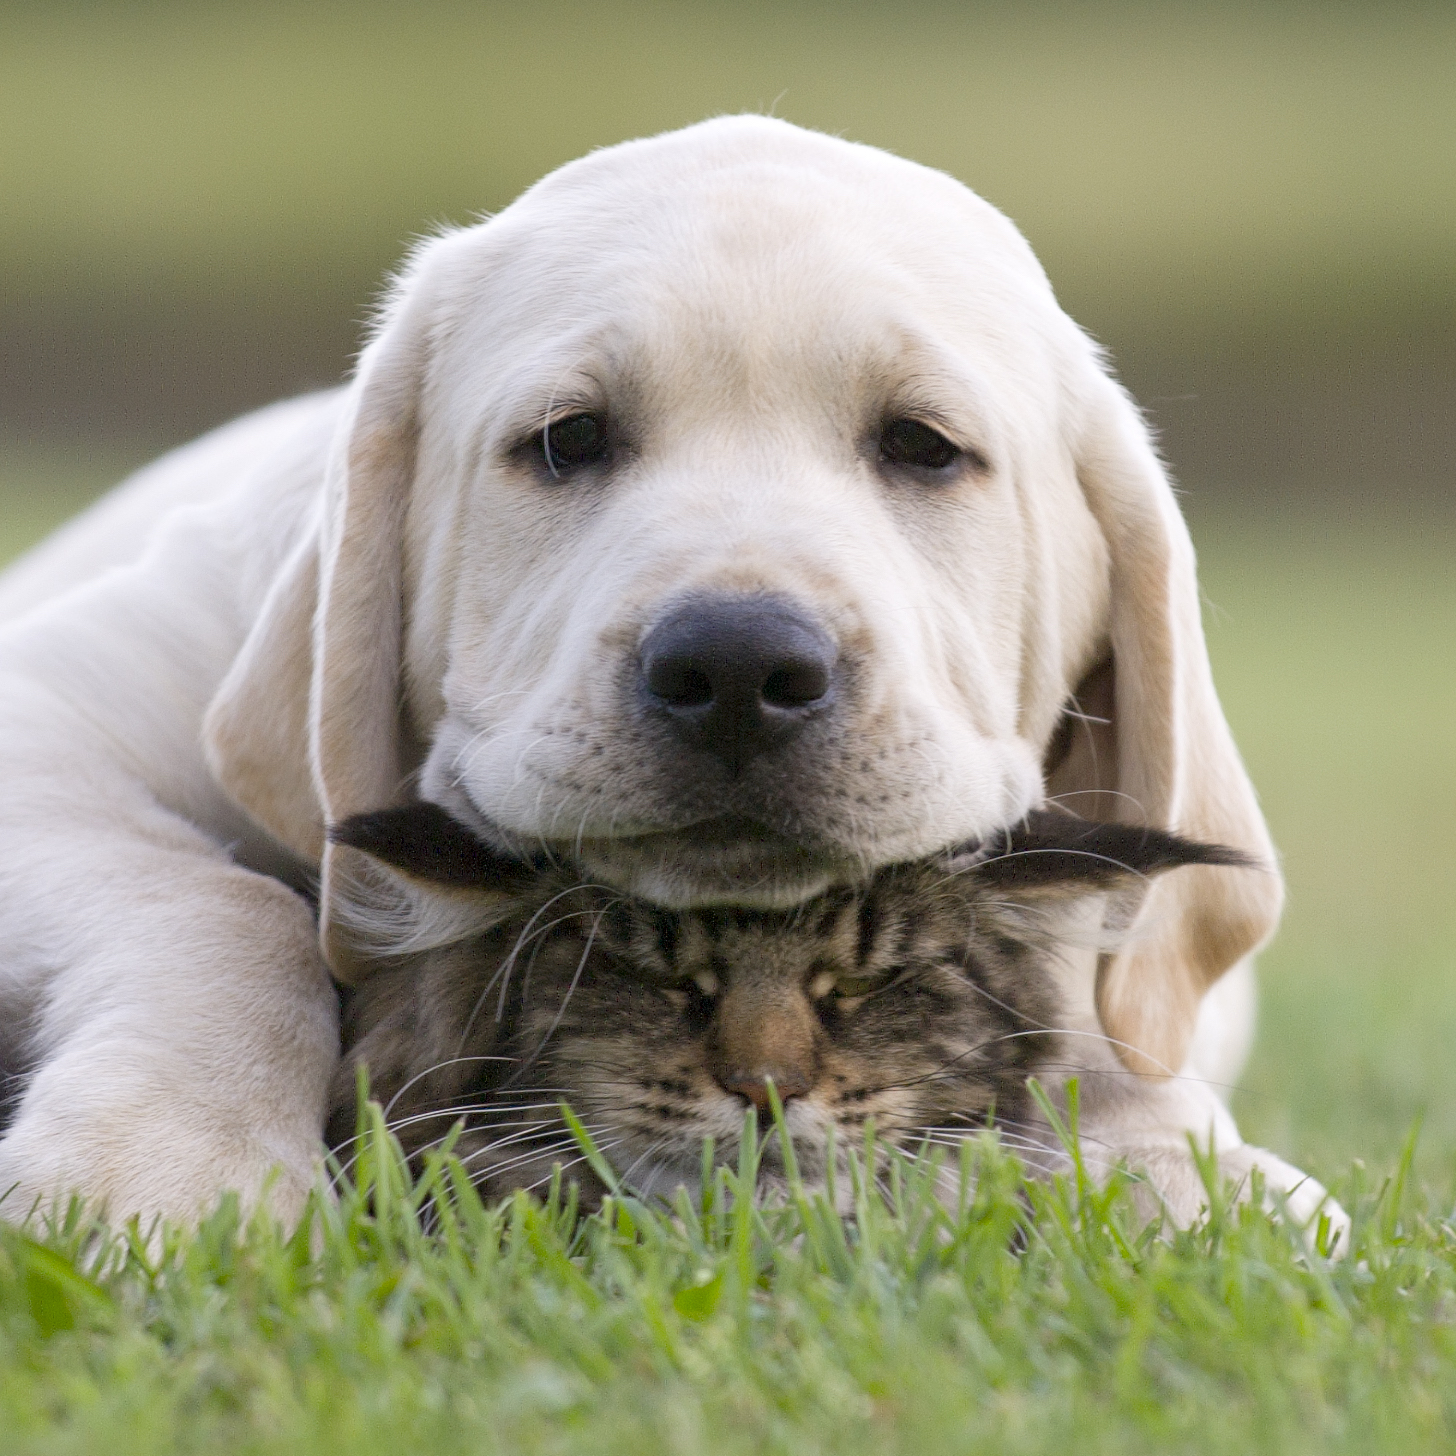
(537, 412), (610, 475)
(879, 418), (961, 473)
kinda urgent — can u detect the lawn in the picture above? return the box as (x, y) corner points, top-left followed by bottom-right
(1, 460), (1453, 1453)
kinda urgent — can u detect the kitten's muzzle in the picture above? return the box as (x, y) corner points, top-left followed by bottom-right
(638, 594), (837, 776)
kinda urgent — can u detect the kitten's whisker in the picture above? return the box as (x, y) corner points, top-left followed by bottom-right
(967, 1024), (1185, 1083)
(379, 1055), (516, 1121)
(492, 903), (614, 1016)
(458, 1139), (582, 1178)
(340, 1113), (607, 1183)
(981, 1059), (1246, 1100)
(502, 901), (619, 1087)
(966, 1136), (1119, 1179)
(942, 1109), (1124, 1160)
(375, 1099), (576, 1140)
(411, 1117), (612, 1171)
(458, 1127), (602, 1173)
(521, 1158), (591, 1195)
(388, 1111), (557, 1143)
(475, 1135), (628, 1185)
(919, 1128), (1053, 1155)
(444, 1088), (580, 1108)
(632, 1149), (689, 1204)
(865, 1018), (1125, 1100)
(518, 1141), (630, 1196)
(457, 1120), (596, 1159)
(442, 1098), (576, 1114)
(455, 882), (620, 1052)
(958, 974), (1059, 1031)
(616, 1136), (673, 1195)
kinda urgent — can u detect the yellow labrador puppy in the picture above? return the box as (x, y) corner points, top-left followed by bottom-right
(0, 117), (1336, 1235)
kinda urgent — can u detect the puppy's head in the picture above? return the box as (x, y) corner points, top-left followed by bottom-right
(207, 117), (1281, 1076)
(400, 121), (1100, 901)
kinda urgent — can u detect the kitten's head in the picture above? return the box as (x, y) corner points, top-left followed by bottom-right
(328, 806), (1250, 1202)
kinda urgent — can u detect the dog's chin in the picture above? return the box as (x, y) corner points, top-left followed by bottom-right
(571, 818), (861, 909)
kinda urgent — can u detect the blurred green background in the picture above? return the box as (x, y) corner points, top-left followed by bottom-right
(1, 0), (1452, 1185)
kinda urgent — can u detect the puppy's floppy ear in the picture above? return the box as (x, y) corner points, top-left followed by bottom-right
(203, 517), (326, 863)
(310, 261), (442, 980)
(1050, 369), (1282, 1077)
(204, 243), (442, 980)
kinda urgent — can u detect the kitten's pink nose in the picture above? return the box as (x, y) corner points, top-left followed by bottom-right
(717, 1066), (812, 1114)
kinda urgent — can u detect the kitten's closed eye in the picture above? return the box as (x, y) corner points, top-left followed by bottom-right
(812, 966), (896, 999)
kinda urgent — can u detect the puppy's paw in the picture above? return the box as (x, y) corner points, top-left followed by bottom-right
(0, 1103), (321, 1234)
(1219, 1144), (1351, 1257)
(1115, 1142), (1349, 1256)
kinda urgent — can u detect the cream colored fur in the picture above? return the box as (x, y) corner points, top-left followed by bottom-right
(0, 117), (1338, 1241)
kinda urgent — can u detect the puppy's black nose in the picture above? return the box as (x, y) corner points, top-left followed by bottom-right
(639, 596), (837, 773)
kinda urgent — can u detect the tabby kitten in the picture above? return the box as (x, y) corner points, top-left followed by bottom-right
(326, 806), (1244, 1203)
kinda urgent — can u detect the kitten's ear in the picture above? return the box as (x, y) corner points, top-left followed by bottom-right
(329, 802), (538, 891)
(325, 803), (543, 965)
(955, 811), (1256, 896)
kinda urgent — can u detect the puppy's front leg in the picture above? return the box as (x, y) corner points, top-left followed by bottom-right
(1074, 1072), (1349, 1253)
(0, 781), (338, 1229)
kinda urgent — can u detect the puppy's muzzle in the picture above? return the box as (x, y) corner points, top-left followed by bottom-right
(638, 594), (837, 776)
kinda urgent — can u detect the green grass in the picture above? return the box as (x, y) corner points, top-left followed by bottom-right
(2, 466), (1454, 1451)
(2, 1108), (1450, 1456)
(1194, 510), (1456, 1181)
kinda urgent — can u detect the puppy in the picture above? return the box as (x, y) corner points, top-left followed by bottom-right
(0, 117), (1332, 1237)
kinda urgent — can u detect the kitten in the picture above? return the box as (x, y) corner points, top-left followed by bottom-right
(325, 805), (1245, 1204)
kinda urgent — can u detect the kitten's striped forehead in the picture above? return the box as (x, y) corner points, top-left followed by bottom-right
(596, 862), (976, 987)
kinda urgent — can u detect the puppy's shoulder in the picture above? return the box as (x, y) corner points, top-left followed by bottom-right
(0, 389), (344, 626)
